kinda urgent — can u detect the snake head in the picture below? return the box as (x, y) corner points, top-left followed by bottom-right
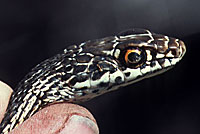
(62, 28), (186, 101)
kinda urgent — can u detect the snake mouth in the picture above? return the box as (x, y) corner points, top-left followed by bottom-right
(149, 39), (186, 67)
(145, 40), (186, 77)
(148, 41), (186, 80)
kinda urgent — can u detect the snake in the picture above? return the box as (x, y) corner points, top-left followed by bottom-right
(0, 28), (186, 133)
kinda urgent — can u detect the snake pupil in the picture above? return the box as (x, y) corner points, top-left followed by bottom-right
(128, 52), (141, 63)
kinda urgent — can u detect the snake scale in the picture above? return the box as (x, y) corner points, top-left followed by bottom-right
(0, 28), (186, 133)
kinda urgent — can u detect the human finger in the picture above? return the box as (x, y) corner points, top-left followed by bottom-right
(9, 103), (99, 134)
(0, 81), (13, 122)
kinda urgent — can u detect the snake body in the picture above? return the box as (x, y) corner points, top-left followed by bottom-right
(0, 28), (186, 133)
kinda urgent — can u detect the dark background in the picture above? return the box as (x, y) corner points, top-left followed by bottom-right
(0, 0), (199, 133)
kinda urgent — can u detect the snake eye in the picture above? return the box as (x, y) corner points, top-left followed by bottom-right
(124, 48), (146, 68)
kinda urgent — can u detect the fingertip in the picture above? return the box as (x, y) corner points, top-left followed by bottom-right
(60, 114), (99, 134)
(10, 103), (99, 134)
(0, 81), (13, 123)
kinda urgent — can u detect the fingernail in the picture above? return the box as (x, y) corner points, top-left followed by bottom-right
(59, 115), (99, 134)
(0, 81), (13, 93)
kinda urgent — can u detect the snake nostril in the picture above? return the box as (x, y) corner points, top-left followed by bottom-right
(179, 40), (186, 57)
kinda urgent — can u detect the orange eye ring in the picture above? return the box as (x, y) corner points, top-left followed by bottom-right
(123, 48), (146, 68)
(124, 49), (142, 64)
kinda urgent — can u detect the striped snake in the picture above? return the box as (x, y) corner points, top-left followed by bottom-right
(0, 28), (186, 133)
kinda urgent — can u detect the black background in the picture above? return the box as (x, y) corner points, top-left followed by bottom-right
(0, 0), (199, 134)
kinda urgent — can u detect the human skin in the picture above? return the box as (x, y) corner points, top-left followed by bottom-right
(0, 81), (99, 134)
